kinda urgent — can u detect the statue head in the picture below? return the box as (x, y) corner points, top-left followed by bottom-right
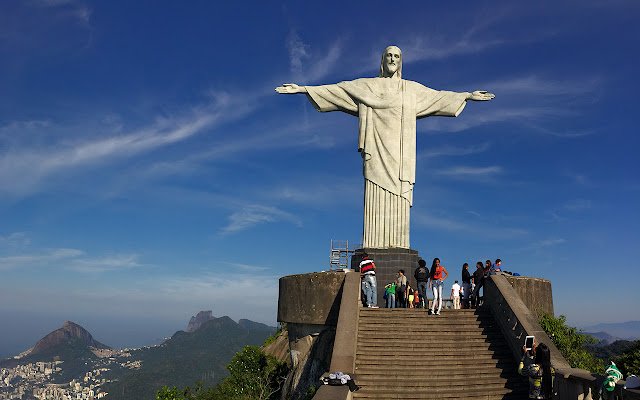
(379, 45), (402, 78)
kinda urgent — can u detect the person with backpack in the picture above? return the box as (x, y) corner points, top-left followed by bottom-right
(428, 258), (449, 315)
(518, 341), (555, 399)
(414, 259), (429, 309)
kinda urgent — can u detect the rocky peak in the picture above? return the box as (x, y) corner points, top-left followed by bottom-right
(29, 321), (109, 356)
(186, 311), (215, 332)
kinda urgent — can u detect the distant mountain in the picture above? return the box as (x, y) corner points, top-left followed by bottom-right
(0, 321), (109, 381)
(30, 321), (110, 355)
(104, 315), (276, 400)
(584, 331), (625, 345)
(583, 321), (640, 341)
(186, 310), (216, 332)
(586, 339), (636, 362)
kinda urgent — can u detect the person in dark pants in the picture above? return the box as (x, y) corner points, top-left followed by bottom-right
(471, 261), (484, 307)
(396, 269), (408, 308)
(414, 259), (429, 309)
(461, 263), (472, 308)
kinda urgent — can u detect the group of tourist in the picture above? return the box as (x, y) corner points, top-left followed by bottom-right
(358, 253), (556, 399)
(359, 253), (507, 314)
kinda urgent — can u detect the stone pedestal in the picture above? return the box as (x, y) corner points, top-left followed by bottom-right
(351, 248), (421, 307)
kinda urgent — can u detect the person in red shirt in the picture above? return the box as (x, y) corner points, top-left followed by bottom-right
(428, 258), (449, 315)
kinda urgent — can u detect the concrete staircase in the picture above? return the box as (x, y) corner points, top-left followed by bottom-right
(353, 307), (527, 400)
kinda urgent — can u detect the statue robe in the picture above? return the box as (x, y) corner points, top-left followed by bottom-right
(306, 78), (468, 248)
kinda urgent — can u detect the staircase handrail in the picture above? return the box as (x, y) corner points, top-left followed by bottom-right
(485, 274), (640, 400)
(312, 270), (361, 400)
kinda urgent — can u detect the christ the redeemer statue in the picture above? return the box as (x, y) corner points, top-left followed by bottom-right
(276, 46), (494, 249)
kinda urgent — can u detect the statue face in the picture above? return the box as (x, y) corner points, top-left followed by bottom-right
(382, 47), (401, 77)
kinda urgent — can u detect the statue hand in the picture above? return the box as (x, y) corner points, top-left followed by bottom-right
(275, 83), (306, 94)
(468, 90), (495, 101)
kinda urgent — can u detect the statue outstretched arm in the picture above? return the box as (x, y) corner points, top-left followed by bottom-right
(466, 90), (495, 101)
(275, 83), (307, 94)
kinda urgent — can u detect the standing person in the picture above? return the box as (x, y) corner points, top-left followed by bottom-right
(414, 259), (429, 309)
(471, 261), (484, 307)
(451, 280), (461, 310)
(484, 259), (492, 275)
(384, 282), (396, 308)
(461, 263), (472, 308)
(519, 342), (555, 399)
(428, 258), (449, 315)
(359, 253), (379, 308)
(396, 270), (408, 308)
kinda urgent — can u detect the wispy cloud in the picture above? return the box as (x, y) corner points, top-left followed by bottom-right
(268, 179), (361, 208)
(513, 237), (566, 253)
(221, 262), (271, 273)
(287, 30), (309, 77)
(419, 142), (490, 159)
(68, 254), (142, 273)
(412, 211), (528, 238)
(434, 165), (503, 180)
(284, 31), (342, 83)
(0, 232), (32, 248)
(564, 199), (592, 212)
(421, 106), (569, 133)
(0, 248), (84, 271)
(483, 75), (602, 97)
(219, 205), (302, 235)
(0, 92), (252, 197)
(0, 236), (142, 273)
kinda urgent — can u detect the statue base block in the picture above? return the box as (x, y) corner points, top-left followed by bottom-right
(352, 247), (421, 307)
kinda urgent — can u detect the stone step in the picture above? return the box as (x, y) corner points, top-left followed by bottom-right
(358, 321), (500, 329)
(356, 353), (512, 364)
(356, 358), (517, 374)
(352, 383), (526, 397)
(356, 339), (508, 348)
(357, 330), (502, 339)
(354, 368), (521, 379)
(358, 313), (492, 321)
(354, 376), (522, 389)
(356, 348), (511, 363)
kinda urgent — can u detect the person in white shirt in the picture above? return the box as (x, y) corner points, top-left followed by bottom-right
(451, 280), (461, 310)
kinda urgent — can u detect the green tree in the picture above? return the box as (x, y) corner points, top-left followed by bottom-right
(615, 340), (640, 377)
(215, 345), (288, 400)
(156, 383), (216, 400)
(539, 313), (605, 373)
(156, 346), (288, 400)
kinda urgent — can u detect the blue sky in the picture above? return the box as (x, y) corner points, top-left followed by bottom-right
(1, 1), (639, 357)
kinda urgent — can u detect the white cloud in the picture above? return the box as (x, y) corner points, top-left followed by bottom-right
(513, 237), (567, 253)
(412, 211), (528, 238)
(564, 199), (592, 212)
(284, 33), (343, 83)
(434, 165), (503, 179)
(68, 254), (142, 273)
(0, 232), (32, 248)
(0, 92), (252, 198)
(287, 30), (309, 77)
(483, 75), (601, 97)
(420, 142), (490, 159)
(0, 248), (84, 270)
(0, 244), (144, 274)
(220, 205), (302, 235)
